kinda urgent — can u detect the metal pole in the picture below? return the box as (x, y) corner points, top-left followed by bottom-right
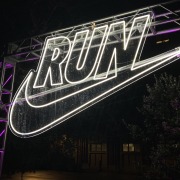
(0, 59), (7, 176)
(0, 60), (16, 177)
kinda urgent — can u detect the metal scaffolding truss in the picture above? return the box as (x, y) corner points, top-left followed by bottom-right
(0, 59), (16, 175)
(0, 0), (179, 176)
(3, 2), (180, 63)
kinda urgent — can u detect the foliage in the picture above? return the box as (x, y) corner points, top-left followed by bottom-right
(49, 134), (75, 170)
(129, 73), (180, 179)
(3, 131), (76, 175)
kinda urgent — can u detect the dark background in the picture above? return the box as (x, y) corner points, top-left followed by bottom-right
(0, 0), (179, 136)
(1, 0), (180, 174)
(0, 0), (171, 44)
(1, 0), (179, 142)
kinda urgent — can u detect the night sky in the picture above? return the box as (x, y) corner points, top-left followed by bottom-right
(0, 0), (171, 44)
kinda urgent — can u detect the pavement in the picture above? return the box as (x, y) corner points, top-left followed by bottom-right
(1, 171), (143, 180)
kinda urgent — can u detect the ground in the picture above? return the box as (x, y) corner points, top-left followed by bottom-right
(2, 170), (143, 180)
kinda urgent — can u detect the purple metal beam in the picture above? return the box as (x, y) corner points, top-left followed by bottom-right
(2, 92), (11, 95)
(0, 120), (7, 123)
(2, 75), (12, 87)
(0, 130), (5, 137)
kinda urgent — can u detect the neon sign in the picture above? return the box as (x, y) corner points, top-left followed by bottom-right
(9, 11), (180, 137)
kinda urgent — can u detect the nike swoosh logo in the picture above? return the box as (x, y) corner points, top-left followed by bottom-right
(9, 47), (180, 137)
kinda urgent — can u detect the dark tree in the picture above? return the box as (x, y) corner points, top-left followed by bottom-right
(129, 73), (180, 179)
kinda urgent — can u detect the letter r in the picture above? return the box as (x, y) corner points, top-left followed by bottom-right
(33, 36), (71, 88)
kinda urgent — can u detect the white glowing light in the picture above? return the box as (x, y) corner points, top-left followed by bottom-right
(8, 11), (180, 138)
(9, 46), (180, 137)
(24, 15), (150, 108)
(94, 15), (150, 79)
(33, 36), (71, 88)
(51, 48), (60, 61)
(25, 48), (180, 110)
(64, 25), (108, 84)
